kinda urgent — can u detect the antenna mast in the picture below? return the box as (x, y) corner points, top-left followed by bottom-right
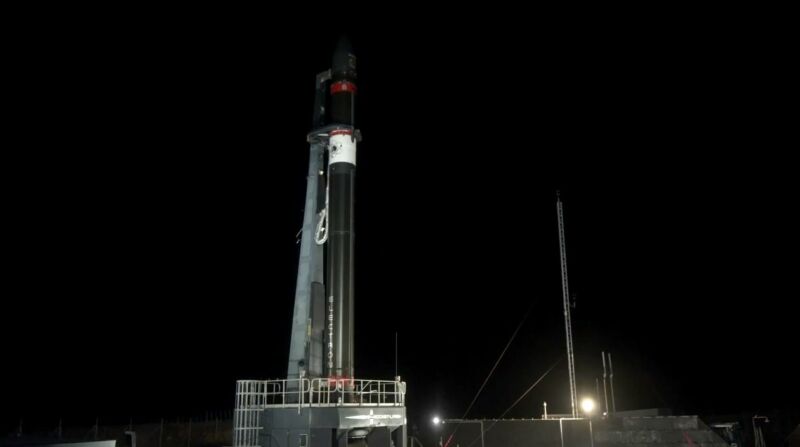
(557, 191), (578, 418)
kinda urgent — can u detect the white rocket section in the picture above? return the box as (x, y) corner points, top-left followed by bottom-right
(329, 133), (357, 165)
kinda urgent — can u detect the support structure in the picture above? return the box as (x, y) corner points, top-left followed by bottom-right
(602, 352), (609, 416)
(557, 192), (578, 418)
(286, 69), (328, 381)
(607, 352), (616, 413)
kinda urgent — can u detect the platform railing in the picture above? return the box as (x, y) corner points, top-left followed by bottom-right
(235, 378), (405, 410)
(233, 378), (405, 447)
(308, 378), (406, 406)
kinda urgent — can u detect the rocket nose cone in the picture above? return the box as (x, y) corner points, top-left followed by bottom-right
(332, 36), (356, 79)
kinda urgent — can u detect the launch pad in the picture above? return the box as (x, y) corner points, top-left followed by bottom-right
(234, 379), (406, 447)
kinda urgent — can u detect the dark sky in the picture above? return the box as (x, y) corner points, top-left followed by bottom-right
(3, 8), (797, 439)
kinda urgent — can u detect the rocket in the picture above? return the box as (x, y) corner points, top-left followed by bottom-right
(275, 41), (408, 445)
(326, 38), (358, 380)
(286, 38), (359, 384)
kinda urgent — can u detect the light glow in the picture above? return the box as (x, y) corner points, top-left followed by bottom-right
(581, 398), (595, 414)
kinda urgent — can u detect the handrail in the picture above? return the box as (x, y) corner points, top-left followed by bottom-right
(233, 378), (405, 447)
(234, 378), (405, 409)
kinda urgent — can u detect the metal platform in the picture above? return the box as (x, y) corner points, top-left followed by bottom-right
(234, 378), (406, 447)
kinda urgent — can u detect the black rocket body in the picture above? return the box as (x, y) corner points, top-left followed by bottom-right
(326, 38), (357, 380)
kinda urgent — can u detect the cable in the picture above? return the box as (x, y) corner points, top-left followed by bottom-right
(314, 167), (330, 245)
(496, 357), (562, 420)
(443, 304), (535, 447)
(314, 208), (328, 244)
(464, 357), (563, 447)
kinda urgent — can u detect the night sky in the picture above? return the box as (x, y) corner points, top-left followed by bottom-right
(3, 10), (797, 440)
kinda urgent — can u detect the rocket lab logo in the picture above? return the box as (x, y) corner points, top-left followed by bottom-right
(345, 409), (402, 426)
(328, 295), (334, 368)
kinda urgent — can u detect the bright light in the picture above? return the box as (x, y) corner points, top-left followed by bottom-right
(432, 416), (441, 425)
(581, 398), (595, 414)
